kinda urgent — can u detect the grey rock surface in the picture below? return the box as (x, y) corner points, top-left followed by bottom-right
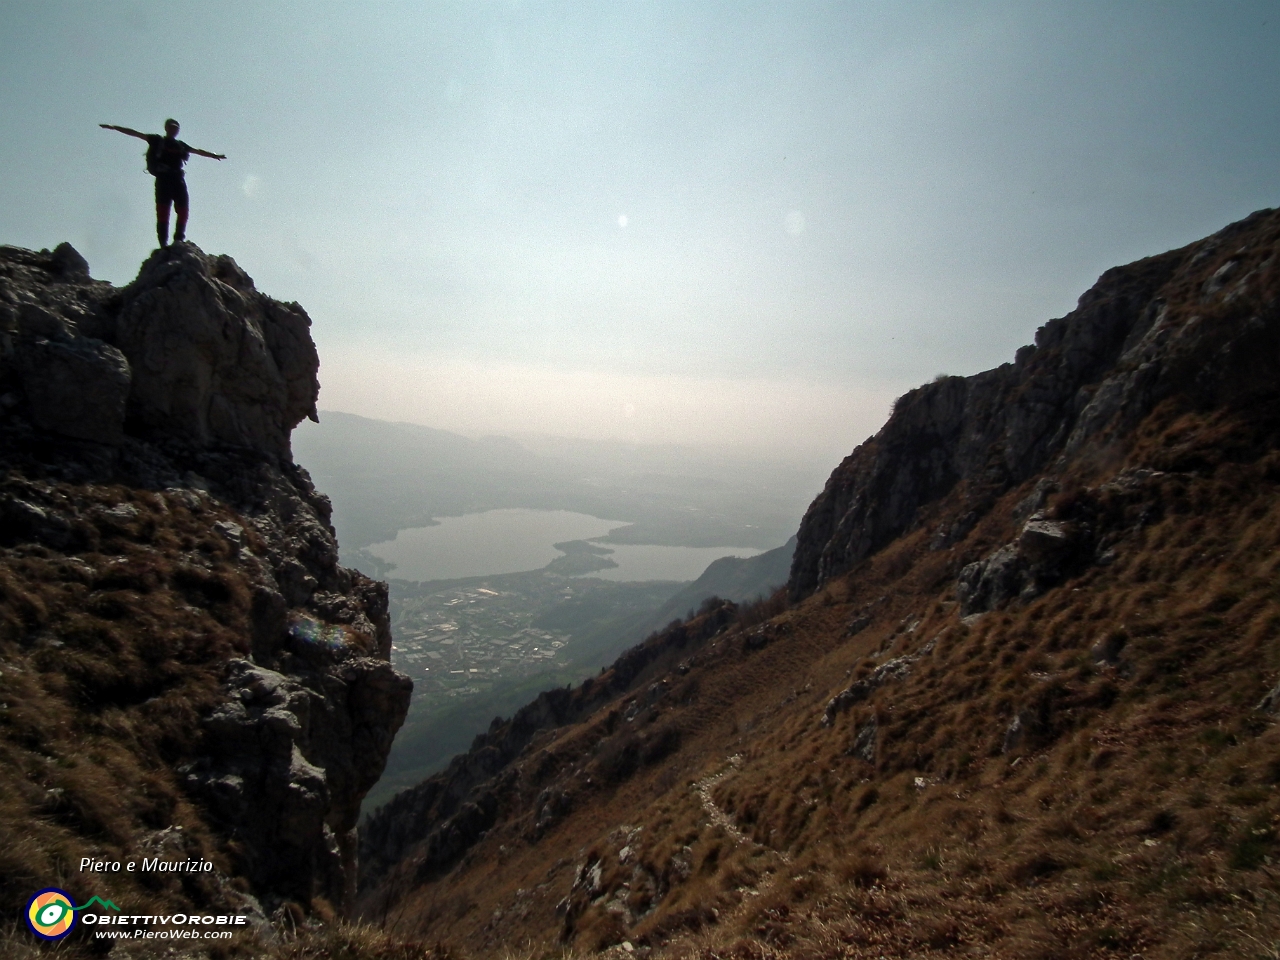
(0, 242), (318, 460)
(188, 657), (411, 910)
(115, 246), (319, 459)
(850, 717), (878, 763)
(17, 335), (131, 442)
(790, 208), (1280, 599)
(821, 654), (917, 727)
(1018, 519), (1074, 567)
(1258, 680), (1280, 715)
(1002, 712), (1029, 754)
(956, 544), (1026, 616)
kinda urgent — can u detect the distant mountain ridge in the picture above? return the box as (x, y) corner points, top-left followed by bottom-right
(640, 535), (795, 631)
(293, 410), (817, 557)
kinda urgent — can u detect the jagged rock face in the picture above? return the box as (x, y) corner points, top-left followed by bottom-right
(116, 247), (319, 459)
(791, 208), (1280, 599)
(189, 653), (411, 910)
(0, 241), (318, 461)
(17, 335), (131, 443)
(0, 242), (408, 917)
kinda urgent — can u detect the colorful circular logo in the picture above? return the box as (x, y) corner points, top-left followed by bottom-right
(26, 888), (77, 940)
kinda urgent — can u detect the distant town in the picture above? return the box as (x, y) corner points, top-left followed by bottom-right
(386, 570), (681, 706)
(390, 583), (572, 698)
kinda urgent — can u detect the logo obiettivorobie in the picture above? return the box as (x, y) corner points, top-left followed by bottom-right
(26, 888), (76, 940)
(25, 889), (119, 940)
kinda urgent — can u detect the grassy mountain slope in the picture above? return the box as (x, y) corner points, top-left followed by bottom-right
(355, 209), (1280, 959)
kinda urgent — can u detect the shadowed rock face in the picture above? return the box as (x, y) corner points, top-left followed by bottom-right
(790, 207), (1280, 600)
(0, 241), (318, 461)
(0, 242), (409, 916)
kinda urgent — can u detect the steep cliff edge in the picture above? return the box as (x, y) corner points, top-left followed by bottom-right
(791, 207), (1280, 599)
(0, 242), (410, 928)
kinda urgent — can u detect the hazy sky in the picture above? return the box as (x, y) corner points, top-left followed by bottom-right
(2, 1), (1277, 464)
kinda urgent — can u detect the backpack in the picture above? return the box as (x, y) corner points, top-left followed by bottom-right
(145, 140), (164, 176)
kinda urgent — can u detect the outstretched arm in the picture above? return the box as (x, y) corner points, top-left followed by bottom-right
(189, 146), (227, 161)
(100, 123), (149, 141)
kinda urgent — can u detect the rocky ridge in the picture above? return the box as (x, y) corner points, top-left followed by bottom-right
(791, 208), (1280, 602)
(0, 242), (410, 921)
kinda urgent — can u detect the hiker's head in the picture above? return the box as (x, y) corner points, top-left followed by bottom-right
(164, 119), (179, 137)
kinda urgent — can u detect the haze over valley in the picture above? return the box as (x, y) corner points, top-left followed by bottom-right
(293, 410), (806, 806)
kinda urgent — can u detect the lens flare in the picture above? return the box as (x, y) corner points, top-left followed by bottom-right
(288, 614), (349, 653)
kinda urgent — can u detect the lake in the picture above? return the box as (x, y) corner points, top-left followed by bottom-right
(366, 508), (761, 583)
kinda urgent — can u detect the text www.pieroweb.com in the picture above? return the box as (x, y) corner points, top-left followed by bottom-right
(84, 913), (247, 941)
(94, 927), (234, 941)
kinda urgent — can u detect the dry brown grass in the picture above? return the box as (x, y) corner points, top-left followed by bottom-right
(0, 474), (259, 931)
(359, 397), (1280, 959)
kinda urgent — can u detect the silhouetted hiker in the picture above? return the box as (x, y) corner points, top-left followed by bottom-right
(100, 119), (226, 248)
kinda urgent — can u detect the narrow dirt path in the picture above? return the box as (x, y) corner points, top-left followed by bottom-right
(692, 754), (750, 845)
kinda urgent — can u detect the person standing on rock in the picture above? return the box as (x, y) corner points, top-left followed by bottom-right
(100, 119), (226, 248)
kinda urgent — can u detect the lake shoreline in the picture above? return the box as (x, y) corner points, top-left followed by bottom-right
(367, 507), (763, 583)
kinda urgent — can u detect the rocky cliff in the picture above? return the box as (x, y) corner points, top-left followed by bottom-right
(790, 207), (1280, 600)
(0, 242), (410, 923)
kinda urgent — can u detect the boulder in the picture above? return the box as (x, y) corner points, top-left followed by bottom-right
(16, 335), (130, 443)
(49, 242), (90, 280)
(850, 717), (878, 763)
(956, 515), (1086, 615)
(115, 245), (319, 461)
(1018, 519), (1073, 565)
(956, 544), (1025, 616)
(1257, 680), (1280, 715)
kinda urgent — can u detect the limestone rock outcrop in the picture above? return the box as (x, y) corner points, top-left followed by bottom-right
(954, 516), (1083, 615)
(188, 653), (410, 910)
(0, 241), (318, 461)
(791, 208), (1280, 600)
(0, 242), (408, 916)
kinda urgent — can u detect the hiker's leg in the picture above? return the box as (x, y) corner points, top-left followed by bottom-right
(155, 198), (171, 247)
(154, 177), (171, 247)
(172, 179), (190, 243)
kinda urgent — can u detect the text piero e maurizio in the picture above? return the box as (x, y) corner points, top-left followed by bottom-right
(80, 857), (214, 873)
